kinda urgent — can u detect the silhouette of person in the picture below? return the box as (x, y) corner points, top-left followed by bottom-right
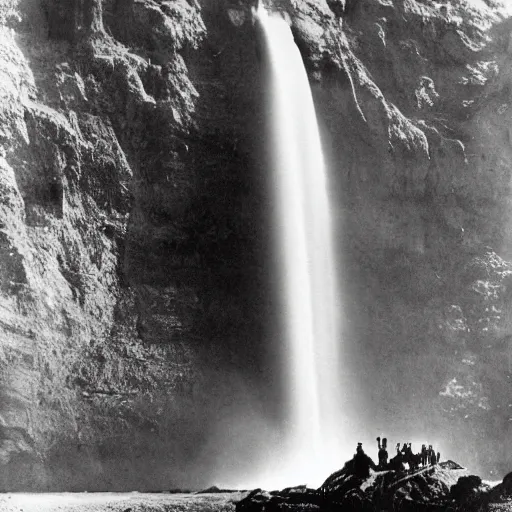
(353, 443), (377, 478)
(428, 445), (436, 465)
(377, 437), (388, 469)
(420, 444), (426, 467)
(389, 449), (405, 472)
(404, 444), (420, 471)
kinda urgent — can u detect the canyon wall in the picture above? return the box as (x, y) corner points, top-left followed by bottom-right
(0, 0), (511, 489)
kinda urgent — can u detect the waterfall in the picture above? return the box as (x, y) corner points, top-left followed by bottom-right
(255, 5), (344, 488)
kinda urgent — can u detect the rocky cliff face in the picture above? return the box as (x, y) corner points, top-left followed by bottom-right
(0, 0), (511, 491)
(306, 0), (512, 478)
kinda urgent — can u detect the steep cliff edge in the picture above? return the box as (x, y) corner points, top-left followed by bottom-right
(0, 0), (511, 491)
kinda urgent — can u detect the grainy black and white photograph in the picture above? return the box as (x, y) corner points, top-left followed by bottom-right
(1, 0), (512, 510)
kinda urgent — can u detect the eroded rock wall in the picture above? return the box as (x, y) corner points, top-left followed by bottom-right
(0, 0), (512, 490)
(291, 0), (512, 476)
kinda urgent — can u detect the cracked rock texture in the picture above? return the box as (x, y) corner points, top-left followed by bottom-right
(0, 0), (512, 490)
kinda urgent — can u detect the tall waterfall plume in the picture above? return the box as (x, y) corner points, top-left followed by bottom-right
(255, 5), (344, 488)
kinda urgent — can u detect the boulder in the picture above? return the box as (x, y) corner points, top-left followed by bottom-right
(450, 475), (483, 502)
(236, 489), (272, 511)
(500, 471), (512, 496)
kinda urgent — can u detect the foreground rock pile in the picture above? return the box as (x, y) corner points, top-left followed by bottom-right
(236, 464), (512, 512)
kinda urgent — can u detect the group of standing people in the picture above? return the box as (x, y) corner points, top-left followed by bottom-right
(378, 438), (440, 472)
(348, 437), (441, 478)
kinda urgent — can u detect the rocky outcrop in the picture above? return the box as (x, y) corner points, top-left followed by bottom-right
(1, 0), (512, 491)
(235, 465), (512, 512)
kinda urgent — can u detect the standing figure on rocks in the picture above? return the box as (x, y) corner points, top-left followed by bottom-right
(377, 437), (388, 469)
(352, 443), (377, 479)
(437, 452), (441, 464)
(410, 446), (422, 471)
(389, 450), (405, 472)
(421, 444), (428, 467)
(428, 445), (436, 465)
(401, 443), (420, 471)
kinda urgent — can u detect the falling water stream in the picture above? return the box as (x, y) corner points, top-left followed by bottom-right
(254, 5), (344, 488)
